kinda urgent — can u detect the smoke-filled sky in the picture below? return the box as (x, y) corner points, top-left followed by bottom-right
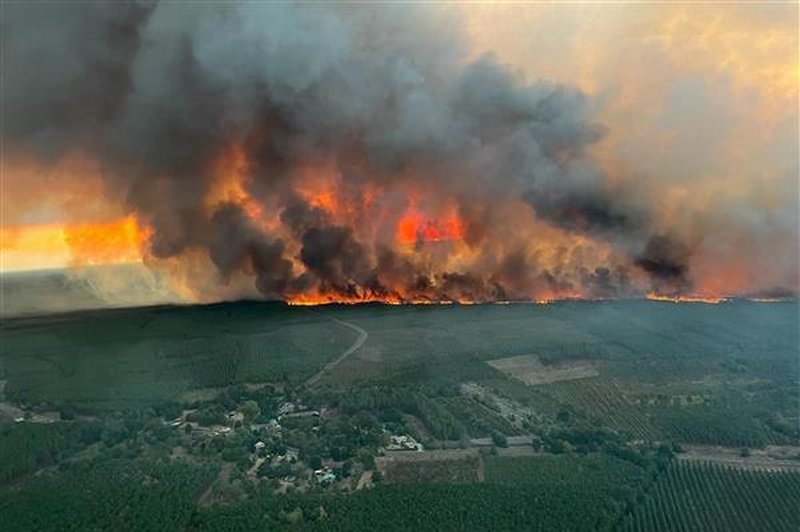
(1, 2), (797, 304)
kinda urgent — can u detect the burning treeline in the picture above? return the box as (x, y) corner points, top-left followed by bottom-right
(2, 3), (797, 304)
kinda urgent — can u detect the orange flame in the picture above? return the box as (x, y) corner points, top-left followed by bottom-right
(286, 294), (465, 306)
(4, 143), (793, 304)
(645, 293), (728, 304)
(396, 210), (465, 244)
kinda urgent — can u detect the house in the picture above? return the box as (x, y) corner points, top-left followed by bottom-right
(282, 409), (320, 419)
(277, 402), (296, 416)
(277, 446), (300, 462)
(314, 467), (337, 484)
(387, 434), (424, 452)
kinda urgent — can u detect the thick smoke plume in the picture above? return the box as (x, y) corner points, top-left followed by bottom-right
(3, 2), (796, 302)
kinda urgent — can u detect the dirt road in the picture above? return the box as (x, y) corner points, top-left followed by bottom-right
(677, 444), (800, 471)
(305, 319), (367, 387)
(197, 463), (233, 507)
(356, 471), (373, 490)
(469, 435), (535, 447)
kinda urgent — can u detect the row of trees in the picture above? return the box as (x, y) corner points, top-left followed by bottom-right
(620, 461), (800, 532)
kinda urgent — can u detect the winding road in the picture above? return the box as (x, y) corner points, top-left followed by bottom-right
(305, 319), (368, 387)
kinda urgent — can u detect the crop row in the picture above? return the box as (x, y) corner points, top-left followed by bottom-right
(539, 379), (662, 441)
(620, 461), (800, 532)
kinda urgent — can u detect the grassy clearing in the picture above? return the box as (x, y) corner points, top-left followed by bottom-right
(487, 354), (599, 385)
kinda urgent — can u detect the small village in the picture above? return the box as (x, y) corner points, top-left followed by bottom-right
(161, 391), (432, 498)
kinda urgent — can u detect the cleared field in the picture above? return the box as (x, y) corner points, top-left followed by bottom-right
(377, 449), (483, 484)
(620, 461), (800, 532)
(487, 354), (598, 385)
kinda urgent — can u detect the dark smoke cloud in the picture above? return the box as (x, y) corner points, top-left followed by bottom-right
(634, 235), (692, 290)
(4, 1), (711, 300)
(208, 203), (292, 298)
(3, 2), (153, 158)
(280, 196), (329, 237)
(300, 226), (369, 290)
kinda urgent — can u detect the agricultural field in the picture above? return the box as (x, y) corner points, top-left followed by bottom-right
(619, 461), (800, 532)
(487, 354), (599, 385)
(533, 378), (663, 441)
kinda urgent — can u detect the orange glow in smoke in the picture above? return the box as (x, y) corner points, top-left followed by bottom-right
(307, 190), (337, 213)
(1, 216), (149, 271)
(396, 209), (465, 244)
(63, 216), (150, 265)
(293, 162), (350, 219)
(205, 141), (267, 224)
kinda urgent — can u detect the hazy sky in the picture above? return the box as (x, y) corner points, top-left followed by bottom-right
(462, 3), (798, 294)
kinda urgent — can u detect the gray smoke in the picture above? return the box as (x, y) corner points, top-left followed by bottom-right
(2, 1), (737, 300)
